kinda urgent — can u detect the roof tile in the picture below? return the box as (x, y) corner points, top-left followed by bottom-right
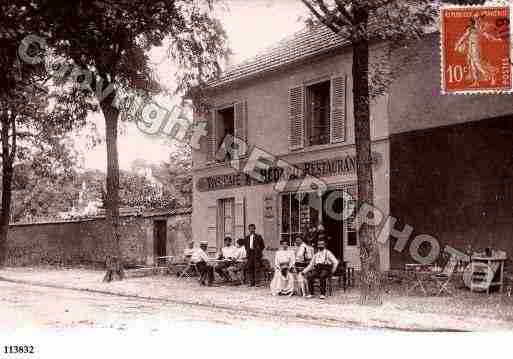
(208, 24), (348, 89)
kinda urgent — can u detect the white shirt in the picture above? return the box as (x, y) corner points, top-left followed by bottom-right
(295, 243), (314, 264)
(303, 249), (338, 273)
(219, 245), (237, 259)
(274, 249), (295, 269)
(233, 246), (247, 260)
(190, 248), (209, 263)
(249, 234), (254, 249)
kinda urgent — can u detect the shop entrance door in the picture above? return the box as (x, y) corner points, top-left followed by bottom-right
(322, 190), (344, 260)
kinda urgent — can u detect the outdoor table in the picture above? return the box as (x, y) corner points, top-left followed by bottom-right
(155, 255), (176, 266)
(469, 255), (505, 294)
(207, 258), (232, 264)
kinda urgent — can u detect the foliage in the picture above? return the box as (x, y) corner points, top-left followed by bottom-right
(28, 0), (228, 279)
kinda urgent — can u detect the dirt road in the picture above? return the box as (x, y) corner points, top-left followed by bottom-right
(0, 280), (360, 332)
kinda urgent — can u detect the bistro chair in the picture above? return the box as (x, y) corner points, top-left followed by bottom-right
(177, 258), (198, 279)
(329, 261), (355, 292)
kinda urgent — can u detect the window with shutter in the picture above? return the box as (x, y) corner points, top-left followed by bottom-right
(288, 86), (304, 150)
(234, 101), (248, 156)
(234, 196), (246, 241)
(330, 74), (346, 143)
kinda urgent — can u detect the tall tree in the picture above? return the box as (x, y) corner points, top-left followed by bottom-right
(0, 1), (89, 265)
(301, 0), (436, 304)
(37, 0), (228, 281)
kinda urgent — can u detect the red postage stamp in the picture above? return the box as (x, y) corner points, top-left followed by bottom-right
(441, 6), (512, 94)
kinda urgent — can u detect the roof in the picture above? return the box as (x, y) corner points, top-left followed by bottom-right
(207, 24), (349, 89)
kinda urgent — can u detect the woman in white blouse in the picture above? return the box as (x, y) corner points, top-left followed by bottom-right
(270, 238), (296, 296)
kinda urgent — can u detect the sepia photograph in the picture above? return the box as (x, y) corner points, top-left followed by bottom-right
(1, 0), (513, 357)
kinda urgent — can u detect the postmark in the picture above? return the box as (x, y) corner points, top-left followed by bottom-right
(441, 5), (512, 94)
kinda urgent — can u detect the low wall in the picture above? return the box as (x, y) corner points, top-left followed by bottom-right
(6, 213), (192, 267)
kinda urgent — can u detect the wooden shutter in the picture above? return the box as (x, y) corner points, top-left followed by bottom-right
(234, 196), (246, 241)
(206, 109), (217, 162)
(288, 86), (304, 150)
(330, 74), (346, 143)
(207, 204), (217, 248)
(234, 101), (248, 156)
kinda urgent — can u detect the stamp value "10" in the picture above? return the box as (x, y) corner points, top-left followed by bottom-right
(441, 5), (512, 94)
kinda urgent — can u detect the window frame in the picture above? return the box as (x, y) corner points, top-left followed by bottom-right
(218, 197), (235, 248)
(304, 79), (332, 147)
(215, 104), (236, 162)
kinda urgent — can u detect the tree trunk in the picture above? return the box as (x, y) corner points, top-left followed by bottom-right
(0, 113), (15, 266)
(101, 93), (124, 282)
(352, 10), (382, 305)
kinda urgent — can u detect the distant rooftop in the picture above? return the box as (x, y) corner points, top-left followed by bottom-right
(207, 24), (349, 89)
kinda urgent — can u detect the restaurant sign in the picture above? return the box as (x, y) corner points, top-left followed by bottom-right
(196, 152), (381, 192)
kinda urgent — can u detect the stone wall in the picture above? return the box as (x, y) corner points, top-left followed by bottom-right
(5, 213), (192, 267)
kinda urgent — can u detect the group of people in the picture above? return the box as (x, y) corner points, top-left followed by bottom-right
(270, 233), (338, 299)
(185, 223), (265, 287)
(184, 223), (339, 299)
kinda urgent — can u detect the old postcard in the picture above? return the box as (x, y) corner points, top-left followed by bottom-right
(0, 1), (512, 358)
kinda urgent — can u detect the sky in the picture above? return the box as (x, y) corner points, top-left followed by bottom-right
(81, 0), (308, 171)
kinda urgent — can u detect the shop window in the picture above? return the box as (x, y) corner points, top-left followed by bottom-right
(281, 193), (300, 246)
(306, 80), (331, 146)
(281, 192), (321, 246)
(216, 106), (235, 161)
(219, 198), (234, 244)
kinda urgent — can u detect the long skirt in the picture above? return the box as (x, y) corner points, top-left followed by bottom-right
(270, 268), (295, 296)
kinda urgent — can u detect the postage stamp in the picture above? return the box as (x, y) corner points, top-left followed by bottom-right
(441, 5), (512, 94)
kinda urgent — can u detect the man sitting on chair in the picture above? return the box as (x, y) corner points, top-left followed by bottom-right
(227, 238), (247, 285)
(294, 236), (314, 272)
(190, 241), (214, 286)
(301, 239), (338, 299)
(215, 237), (237, 282)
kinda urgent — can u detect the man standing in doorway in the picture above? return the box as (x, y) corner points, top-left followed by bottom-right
(244, 224), (265, 287)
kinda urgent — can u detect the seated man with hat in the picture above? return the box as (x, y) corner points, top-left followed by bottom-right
(190, 241), (214, 286)
(301, 239), (338, 299)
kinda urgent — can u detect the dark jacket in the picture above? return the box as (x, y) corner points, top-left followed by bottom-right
(244, 233), (265, 258)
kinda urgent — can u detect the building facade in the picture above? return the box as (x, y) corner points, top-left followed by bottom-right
(192, 26), (513, 271)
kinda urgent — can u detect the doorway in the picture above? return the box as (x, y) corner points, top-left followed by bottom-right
(153, 220), (167, 264)
(322, 190), (344, 260)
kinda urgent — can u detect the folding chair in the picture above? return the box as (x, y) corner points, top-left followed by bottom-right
(434, 257), (458, 296)
(178, 260), (198, 279)
(433, 273), (452, 296)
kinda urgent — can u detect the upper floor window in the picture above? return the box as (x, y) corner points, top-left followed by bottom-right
(289, 75), (346, 151)
(217, 106), (235, 161)
(306, 80), (331, 146)
(206, 101), (247, 163)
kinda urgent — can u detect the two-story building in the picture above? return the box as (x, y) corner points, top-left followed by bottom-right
(191, 24), (513, 271)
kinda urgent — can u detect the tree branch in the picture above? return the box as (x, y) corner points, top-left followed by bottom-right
(333, 0), (355, 24)
(300, 0), (340, 33)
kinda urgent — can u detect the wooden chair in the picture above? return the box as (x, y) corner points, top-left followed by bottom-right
(331, 261), (355, 292)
